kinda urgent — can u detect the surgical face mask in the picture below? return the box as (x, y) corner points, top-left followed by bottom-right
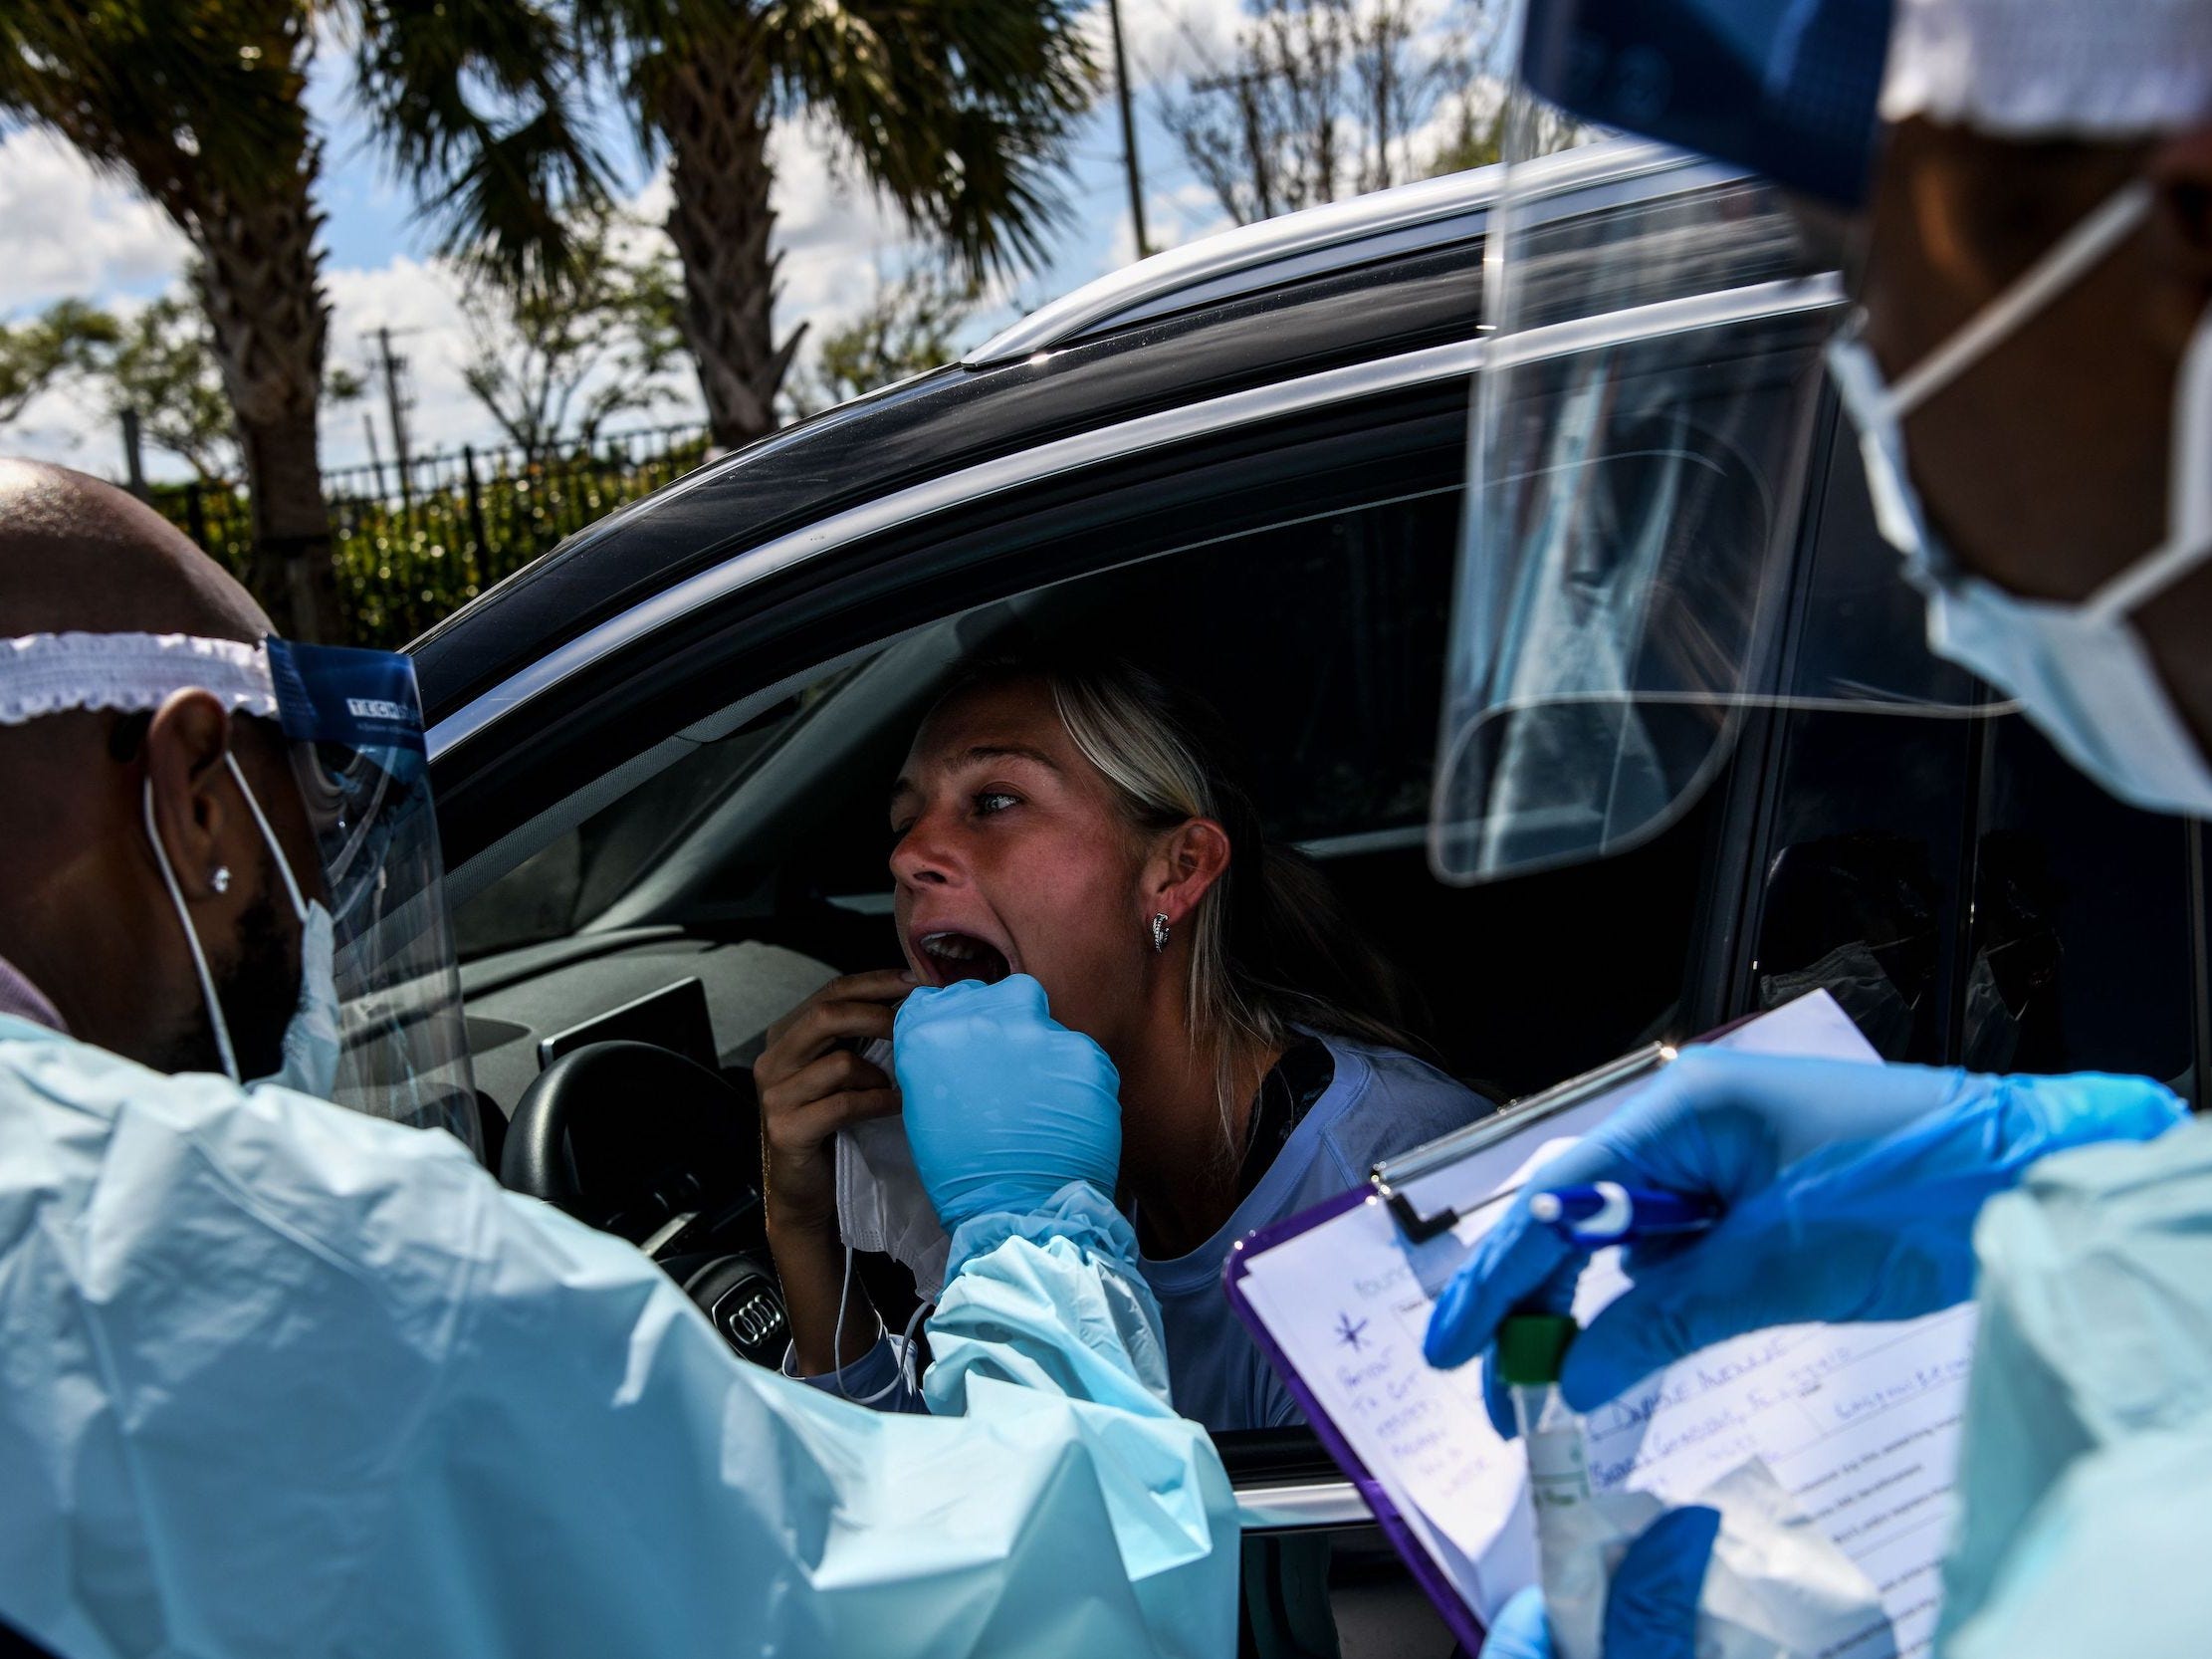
(1827, 181), (2212, 820)
(834, 1039), (951, 1302)
(143, 752), (337, 1097)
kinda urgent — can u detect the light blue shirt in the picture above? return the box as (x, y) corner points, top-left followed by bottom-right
(811, 1033), (1492, 1433)
(1140, 1033), (1493, 1431)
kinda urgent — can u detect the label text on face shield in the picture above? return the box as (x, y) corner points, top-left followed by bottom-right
(346, 698), (411, 723)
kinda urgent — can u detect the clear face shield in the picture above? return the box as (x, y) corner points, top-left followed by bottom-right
(0, 631), (479, 1155)
(263, 639), (480, 1153)
(1431, 0), (2001, 884)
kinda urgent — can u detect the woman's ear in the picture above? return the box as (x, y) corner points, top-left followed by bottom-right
(1147, 818), (1233, 929)
(142, 688), (239, 903)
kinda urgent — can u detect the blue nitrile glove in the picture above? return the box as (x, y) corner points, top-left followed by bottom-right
(1425, 1048), (2185, 1433)
(893, 974), (1123, 1232)
(1479, 1506), (1721, 1659)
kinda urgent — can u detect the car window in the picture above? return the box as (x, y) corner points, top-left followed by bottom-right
(448, 381), (1757, 1099)
(781, 484), (1462, 912)
(756, 474), (1724, 1095)
(453, 680), (839, 958)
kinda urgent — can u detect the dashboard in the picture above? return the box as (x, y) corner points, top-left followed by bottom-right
(461, 925), (841, 1124)
(461, 926), (845, 1368)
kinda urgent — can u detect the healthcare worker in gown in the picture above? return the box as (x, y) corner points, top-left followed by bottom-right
(1419, 0), (2212, 1654)
(0, 460), (1234, 1658)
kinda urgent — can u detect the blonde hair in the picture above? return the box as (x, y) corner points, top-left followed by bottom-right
(938, 654), (1421, 1157)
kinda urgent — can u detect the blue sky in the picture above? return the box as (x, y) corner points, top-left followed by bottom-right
(2, 0), (1464, 480)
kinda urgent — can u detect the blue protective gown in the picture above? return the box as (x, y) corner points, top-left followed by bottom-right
(1937, 1106), (2212, 1659)
(0, 1014), (1237, 1658)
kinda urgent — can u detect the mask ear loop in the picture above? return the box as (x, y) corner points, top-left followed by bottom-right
(223, 752), (310, 924)
(142, 778), (241, 1083)
(1887, 183), (2154, 419)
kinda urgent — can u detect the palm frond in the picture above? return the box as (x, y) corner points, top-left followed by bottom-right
(604, 0), (1093, 283)
(351, 0), (616, 290)
(0, 0), (313, 221)
(765, 0), (1097, 277)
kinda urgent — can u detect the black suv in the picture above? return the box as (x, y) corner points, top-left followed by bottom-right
(415, 138), (2212, 1656)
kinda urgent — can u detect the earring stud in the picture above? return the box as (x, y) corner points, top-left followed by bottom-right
(1149, 913), (1171, 953)
(211, 865), (233, 895)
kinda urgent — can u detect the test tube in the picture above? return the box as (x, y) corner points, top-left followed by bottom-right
(1499, 1313), (1604, 1659)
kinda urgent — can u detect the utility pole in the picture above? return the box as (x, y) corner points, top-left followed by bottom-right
(1107, 0), (1151, 261)
(119, 409), (149, 501)
(370, 326), (415, 522)
(362, 410), (388, 501)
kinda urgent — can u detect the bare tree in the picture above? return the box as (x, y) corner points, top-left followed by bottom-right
(461, 220), (690, 465)
(0, 301), (116, 426)
(781, 269), (981, 420)
(1160, 0), (1483, 226)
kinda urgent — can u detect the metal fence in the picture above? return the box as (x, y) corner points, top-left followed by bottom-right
(153, 422), (712, 648)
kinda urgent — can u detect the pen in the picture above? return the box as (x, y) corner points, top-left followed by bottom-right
(1528, 1182), (1721, 1246)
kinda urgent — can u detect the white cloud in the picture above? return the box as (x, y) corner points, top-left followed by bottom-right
(764, 118), (917, 353)
(1099, 0), (1250, 88)
(319, 256), (485, 473)
(2, 102), (1134, 479)
(2, 377), (121, 476)
(1107, 178), (1232, 267)
(0, 130), (189, 315)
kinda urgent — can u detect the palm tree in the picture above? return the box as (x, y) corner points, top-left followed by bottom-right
(579, 0), (1096, 448)
(0, 1), (608, 640)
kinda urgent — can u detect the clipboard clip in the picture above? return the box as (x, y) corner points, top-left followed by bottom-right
(1369, 1042), (1677, 1245)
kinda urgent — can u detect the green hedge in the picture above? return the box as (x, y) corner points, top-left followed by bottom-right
(153, 430), (711, 649)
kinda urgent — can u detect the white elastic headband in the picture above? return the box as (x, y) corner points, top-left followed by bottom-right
(1881, 0), (2212, 138)
(0, 632), (277, 727)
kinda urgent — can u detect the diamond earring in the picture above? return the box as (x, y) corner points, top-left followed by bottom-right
(211, 865), (233, 895)
(1149, 913), (1171, 953)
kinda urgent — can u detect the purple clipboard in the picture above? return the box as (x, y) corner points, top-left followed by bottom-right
(1222, 1187), (1491, 1654)
(1220, 1017), (1791, 1651)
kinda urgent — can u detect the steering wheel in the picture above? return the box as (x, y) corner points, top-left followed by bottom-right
(502, 1040), (789, 1366)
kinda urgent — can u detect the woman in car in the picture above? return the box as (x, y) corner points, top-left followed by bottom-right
(756, 653), (1491, 1431)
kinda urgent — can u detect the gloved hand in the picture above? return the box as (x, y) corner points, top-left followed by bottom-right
(893, 974), (1122, 1232)
(1426, 1047), (2184, 1432)
(1479, 1506), (1721, 1659)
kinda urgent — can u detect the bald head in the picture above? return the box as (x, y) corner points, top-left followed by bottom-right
(0, 460), (271, 643)
(0, 460), (316, 1075)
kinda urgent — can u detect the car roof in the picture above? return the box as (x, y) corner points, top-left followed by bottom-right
(410, 140), (1704, 726)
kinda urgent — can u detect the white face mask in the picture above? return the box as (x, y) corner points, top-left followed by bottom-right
(833, 1039), (951, 1303)
(143, 752), (341, 1098)
(1826, 181), (2212, 820)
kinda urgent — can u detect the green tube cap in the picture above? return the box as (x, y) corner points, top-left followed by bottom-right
(1496, 1314), (1579, 1385)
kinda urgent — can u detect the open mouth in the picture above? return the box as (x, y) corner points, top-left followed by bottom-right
(916, 930), (1013, 987)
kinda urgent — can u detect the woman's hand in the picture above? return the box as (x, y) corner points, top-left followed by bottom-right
(756, 968), (914, 1236)
(756, 968), (914, 1375)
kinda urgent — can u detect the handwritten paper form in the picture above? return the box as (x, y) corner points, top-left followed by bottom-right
(1234, 994), (1970, 1657)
